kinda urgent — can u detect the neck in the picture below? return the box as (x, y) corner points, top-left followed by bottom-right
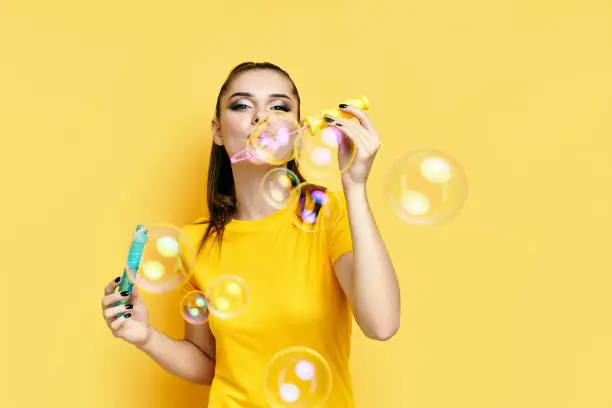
(231, 162), (285, 220)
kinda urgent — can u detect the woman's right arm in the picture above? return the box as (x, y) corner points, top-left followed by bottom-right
(138, 323), (216, 386)
(102, 277), (216, 386)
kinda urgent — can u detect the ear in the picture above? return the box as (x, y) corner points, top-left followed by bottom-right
(211, 118), (223, 146)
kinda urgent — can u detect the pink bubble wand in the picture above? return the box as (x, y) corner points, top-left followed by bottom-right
(229, 124), (309, 163)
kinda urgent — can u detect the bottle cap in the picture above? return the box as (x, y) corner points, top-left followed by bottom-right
(341, 95), (370, 110)
(303, 115), (325, 134)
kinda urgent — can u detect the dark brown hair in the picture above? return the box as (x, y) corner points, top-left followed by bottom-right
(194, 62), (307, 254)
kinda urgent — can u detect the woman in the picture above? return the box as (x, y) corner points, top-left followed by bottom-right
(101, 62), (401, 407)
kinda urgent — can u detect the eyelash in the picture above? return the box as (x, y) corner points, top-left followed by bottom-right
(229, 103), (291, 112)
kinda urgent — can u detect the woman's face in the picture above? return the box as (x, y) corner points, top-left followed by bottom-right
(212, 69), (299, 164)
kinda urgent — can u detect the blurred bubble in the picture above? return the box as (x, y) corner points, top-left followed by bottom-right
(264, 346), (332, 408)
(288, 183), (343, 232)
(248, 114), (305, 165)
(386, 149), (468, 225)
(205, 275), (250, 319)
(261, 168), (301, 209)
(293, 126), (355, 191)
(180, 290), (210, 324)
(126, 223), (196, 293)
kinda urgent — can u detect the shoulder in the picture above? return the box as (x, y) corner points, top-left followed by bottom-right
(180, 216), (209, 245)
(190, 215), (209, 226)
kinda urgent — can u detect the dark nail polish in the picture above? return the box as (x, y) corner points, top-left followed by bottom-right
(339, 104), (348, 108)
(335, 123), (343, 127)
(120, 291), (130, 297)
(324, 116), (334, 123)
(124, 313), (132, 318)
(125, 304), (133, 310)
(114, 276), (121, 283)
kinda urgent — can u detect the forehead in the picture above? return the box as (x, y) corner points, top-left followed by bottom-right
(225, 70), (294, 98)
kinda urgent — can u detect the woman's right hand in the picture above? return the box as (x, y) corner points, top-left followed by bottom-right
(102, 277), (151, 348)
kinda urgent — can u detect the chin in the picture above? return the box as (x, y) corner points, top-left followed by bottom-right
(248, 157), (277, 168)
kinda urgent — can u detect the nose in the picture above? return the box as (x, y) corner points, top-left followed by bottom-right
(251, 111), (264, 126)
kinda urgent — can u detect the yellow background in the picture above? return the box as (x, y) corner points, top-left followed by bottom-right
(1, 0), (611, 407)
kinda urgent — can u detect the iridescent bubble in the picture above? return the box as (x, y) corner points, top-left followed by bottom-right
(205, 275), (250, 319)
(288, 183), (343, 233)
(247, 114), (305, 165)
(261, 168), (301, 209)
(293, 126), (355, 191)
(264, 347), (332, 408)
(180, 290), (210, 324)
(126, 223), (196, 293)
(386, 149), (468, 225)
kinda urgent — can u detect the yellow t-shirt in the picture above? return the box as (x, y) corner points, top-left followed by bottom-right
(182, 194), (355, 408)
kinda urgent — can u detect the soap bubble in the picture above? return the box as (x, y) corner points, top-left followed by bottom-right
(386, 149), (468, 225)
(180, 290), (210, 324)
(289, 183), (343, 232)
(293, 126), (355, 191)
(126, 223), (196, 293)
(264, 346), (332, 408)
(247, 114), (304, 165)
(205, 274), (250, 319)
(261, 168), (301, 209)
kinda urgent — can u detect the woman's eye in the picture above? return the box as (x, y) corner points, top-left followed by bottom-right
(230, 103), (250, 111)
(271, 105), (291, 112)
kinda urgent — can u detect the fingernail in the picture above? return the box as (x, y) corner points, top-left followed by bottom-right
(125, 304), (133, 310)
(114, 276), (121, 283)
(339, 104), (348, 108)
(124, 313), (132, 318)
(335, 122), (343, 127)
(324, 116), (334, 123)
(120, 291), (130, 297)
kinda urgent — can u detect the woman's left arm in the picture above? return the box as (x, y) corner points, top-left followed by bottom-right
(324, 105), (401, 341)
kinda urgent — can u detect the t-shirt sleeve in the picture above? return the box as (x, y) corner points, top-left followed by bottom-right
(326, 192), (354, 266)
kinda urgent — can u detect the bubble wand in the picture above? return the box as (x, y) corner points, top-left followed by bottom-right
(230, 96), (370, 163)
(114, 224), (148, 317)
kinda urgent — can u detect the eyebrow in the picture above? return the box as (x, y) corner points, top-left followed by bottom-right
(228, 92), (292, 101)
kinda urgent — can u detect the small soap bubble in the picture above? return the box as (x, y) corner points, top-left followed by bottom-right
(386, 149), (468, 225)
(289, 183), (343, 233)
(205, 275), (250, 319)
(180, 291), (210, 324)
(126, 224), (196, 293)
(261, 168), (301, 209)
(264, 347), (332, 408)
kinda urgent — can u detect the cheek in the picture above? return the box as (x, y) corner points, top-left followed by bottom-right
(221, 116), (250, 152)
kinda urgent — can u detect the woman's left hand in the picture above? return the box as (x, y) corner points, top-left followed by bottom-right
(324, 105), (381, 188)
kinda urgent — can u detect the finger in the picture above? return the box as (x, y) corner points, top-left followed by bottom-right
(103, 303), (133, 321)
(328, 115), (381, 153)
(338, 104), (376, 134)
(324, 116), (370, 153)
(110, 313), (132, 331)
(104, 276), (122, 296)
(130, 285), (143, 305)
(325, 114), (368, 137)
(101, 290), (131, 308)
